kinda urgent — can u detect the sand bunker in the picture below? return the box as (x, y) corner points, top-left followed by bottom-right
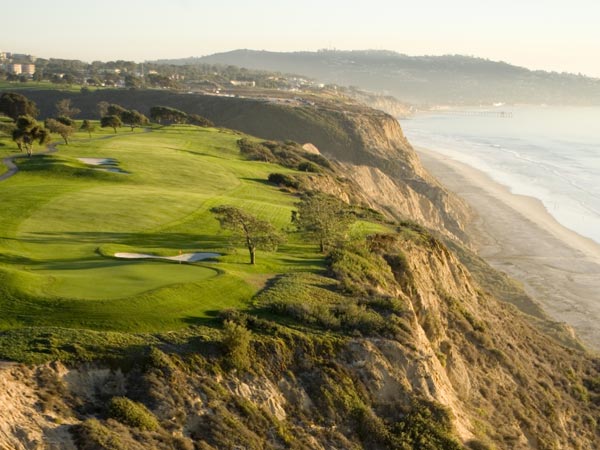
(78, 158), (117, 166)
(78, 157), (128, 173)
(114, 252), (220, 263)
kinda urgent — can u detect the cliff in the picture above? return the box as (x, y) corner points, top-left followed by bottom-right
(17, 89), (472, 243)
(1, 229), (598, 449)
(2, 88), (598, 449)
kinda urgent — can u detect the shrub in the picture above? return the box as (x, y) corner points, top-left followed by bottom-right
(188, 113), (214, 127)
(391, 399), (463, 450)
(298, 161), (321, 173)
(73, 419), (128, 450)
(303, 152), (332, 169)
(222, 320), (252, 371)
(238, 138), (273, 161)
(108, 397), (159, 431)
(267, 173), (300, 189)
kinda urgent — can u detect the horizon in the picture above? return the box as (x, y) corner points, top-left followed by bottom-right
(3, 47), (599, 80)
(2, 0), (599, 77)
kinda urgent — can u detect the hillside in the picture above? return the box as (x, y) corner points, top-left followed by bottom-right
(11, 88), (472, 242)
(0, 89), (598, 449)
(174, 49), (600, 106)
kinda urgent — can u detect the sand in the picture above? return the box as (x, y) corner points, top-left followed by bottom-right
(77, 158), (117, 166)
(114, 252), (220, 263)
(416, 146), (600, 351)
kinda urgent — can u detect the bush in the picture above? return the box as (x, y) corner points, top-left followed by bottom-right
(238, 138), (273, 162)
(267, 173), (300, 189)
(108, 397), (159, 431)
(222, 320), (252, 371)
(188, 113), (214, 127)
(303, 152), (333, 169)
(73, 419), (128, 450)
(298, 161), (321, 173)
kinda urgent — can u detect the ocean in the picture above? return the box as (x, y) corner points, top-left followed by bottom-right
(401, 106), (600, 245)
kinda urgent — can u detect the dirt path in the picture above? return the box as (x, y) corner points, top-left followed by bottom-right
(0, 143), (58, 182)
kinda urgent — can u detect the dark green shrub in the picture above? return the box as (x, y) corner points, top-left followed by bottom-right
(267, 173), (300, 189)
(391, 399), (463, 450)
(73, 418), (128, 450)
(298, 161), (321, 173)
(238, 138), (273, 161)
(466, 439), (494, 450)
(108, 396), (159, 431)
(222, 320), (252, 371)
(303, 152), (332, 169)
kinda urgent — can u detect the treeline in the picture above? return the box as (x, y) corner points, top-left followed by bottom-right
(0, 92), (214, 152)
(1, 56), (296, 90)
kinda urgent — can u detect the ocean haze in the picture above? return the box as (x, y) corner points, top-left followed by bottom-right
(402, 106), (600, 244)
(2, 0), (600, 76)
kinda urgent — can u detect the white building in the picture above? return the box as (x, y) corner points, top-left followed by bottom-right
(22, 64), (35, 75)
(8, 63), (22, 75)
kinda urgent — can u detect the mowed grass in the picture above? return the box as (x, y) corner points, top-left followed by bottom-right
(0, 124), (324, 332)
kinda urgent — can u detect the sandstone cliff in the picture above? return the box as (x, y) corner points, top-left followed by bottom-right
(1, 228), (598, 450)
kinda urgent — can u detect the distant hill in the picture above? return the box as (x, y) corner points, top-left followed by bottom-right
(160, 49), (600, 106)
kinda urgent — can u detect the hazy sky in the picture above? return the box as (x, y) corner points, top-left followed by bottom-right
(2, 0), (600, 76)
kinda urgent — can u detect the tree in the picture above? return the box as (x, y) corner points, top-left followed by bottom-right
(149, 105), (188, 124)
(80, 119), (96, 138)
(124, 74), (142, 89)
(0, 92), (39, 120)
(101, 115), (122, 133)
(121, 109), (149, 131)
(97, 101), (110, 117)
(55, 98), (81, 118)
(294, 194), (353, 252)
(12, 115), (51, 156)
(210, 205), (284, 264)
(188, 113), (214, 127)
(55, 116), (76, 127)
(45, 118), (74, 145)
(107, 103), (127, 118)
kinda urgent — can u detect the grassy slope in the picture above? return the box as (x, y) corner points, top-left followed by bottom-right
(0, 124), (327, 334)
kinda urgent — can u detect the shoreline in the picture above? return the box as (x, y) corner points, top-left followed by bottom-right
(416, 146), (600, 351)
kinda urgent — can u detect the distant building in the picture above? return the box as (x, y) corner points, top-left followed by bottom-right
(8, 63), (22, 75)
(22, 64), (35, 75)
(0, 52), (7, 61)
(230, 80), (256, 87)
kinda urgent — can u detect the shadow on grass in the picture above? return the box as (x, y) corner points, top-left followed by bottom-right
(8, 230), (229, 249)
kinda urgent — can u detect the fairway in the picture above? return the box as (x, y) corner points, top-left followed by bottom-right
(0, 125), (324, 332)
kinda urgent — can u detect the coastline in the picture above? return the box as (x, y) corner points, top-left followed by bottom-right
(416, 146), (600, 351)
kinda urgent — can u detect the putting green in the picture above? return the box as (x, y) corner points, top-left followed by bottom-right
(21, 259), (218, 300)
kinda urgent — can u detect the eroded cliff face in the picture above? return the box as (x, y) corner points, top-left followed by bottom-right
(1, 231), (597, 450)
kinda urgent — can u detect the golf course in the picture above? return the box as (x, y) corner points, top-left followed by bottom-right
(0, 124), (333, 334)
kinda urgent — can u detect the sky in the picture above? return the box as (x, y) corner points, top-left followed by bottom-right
(2, 0), (600, 76)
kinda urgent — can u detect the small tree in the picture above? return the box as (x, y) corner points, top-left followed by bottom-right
(45, 118), (74, 144)
(188, 113), (214, 127)
(101, 115), (122, 133)
(107, 103), (127, 118)
(121, 109), (149, 131)
(211, 205), (284, 264)
(12, 115), (50, 156)
(294, 194), (353, 252)
(55, 98), (80, 118)
(0, 92), (39, 120)
(222, 320), (251, 371)
(97, 101), (110, 117)
(80, 119), (96, 138)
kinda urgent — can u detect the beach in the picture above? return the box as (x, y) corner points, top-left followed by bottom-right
(417, 146), (600, 351)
